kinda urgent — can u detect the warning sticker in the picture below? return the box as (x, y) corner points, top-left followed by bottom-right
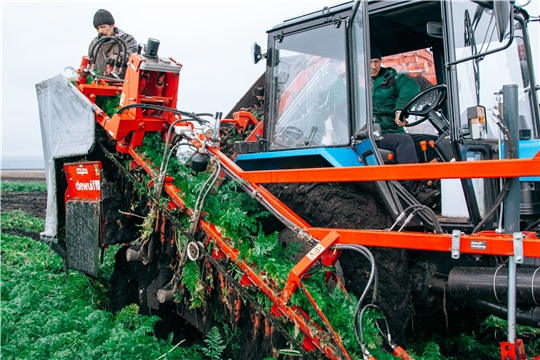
(306, 244), (325, 261)
(470, 241), (487, 250)
(76, 167), (89, 175)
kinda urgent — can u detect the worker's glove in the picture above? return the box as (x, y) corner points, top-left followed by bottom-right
(106, 52), (125, 67)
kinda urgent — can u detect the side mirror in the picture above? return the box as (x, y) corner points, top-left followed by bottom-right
(493, 1), (511, 42)
(252, 43), (263, 64)
(467, 106), (487, 140)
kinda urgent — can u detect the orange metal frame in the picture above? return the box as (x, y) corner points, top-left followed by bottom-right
(123, 138), (540, 359)
(76, 54), (539, 359)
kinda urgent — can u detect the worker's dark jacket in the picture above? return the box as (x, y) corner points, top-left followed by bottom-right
(372, 67), (420, 133)
(88, 27), (138, 79)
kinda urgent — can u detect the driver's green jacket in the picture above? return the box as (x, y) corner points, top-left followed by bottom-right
(372, 67), (420, 133)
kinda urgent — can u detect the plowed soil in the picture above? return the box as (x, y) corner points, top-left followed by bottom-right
(0, 170), (47, 240)
(1, 171), (47, 219)
(1, 192), (47, 219)
(1, 172), (47, 240)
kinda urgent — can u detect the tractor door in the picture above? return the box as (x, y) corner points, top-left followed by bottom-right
(442, 0), (540, 230)
(265, 19), (351, 150)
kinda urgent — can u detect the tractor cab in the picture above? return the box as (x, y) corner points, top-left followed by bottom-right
(236, 0), (539, 232)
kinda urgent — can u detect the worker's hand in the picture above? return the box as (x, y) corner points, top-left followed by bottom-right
(106, 54), (118, 67)
(106, 52), (125, 67)
(394, 110), (408, 127)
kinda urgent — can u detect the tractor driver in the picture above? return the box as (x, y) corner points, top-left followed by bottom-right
(370, 45), (439, 204)
(88, 9), (138, 79)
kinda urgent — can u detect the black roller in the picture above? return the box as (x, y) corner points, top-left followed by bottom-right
(447, 267), (540, 305)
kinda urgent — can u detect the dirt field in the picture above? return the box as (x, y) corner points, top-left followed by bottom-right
(1, 170), (47, 219)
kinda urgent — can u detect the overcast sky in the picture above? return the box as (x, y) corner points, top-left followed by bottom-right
(1, 1), (538, 159)
(1, 1), (336, 158)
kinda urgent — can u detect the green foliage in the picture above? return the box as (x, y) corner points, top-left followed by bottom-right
(95, 94), (121, 118)
(181, 261), (206, 309)
(404, 315), (540, 360)
(1, 209), (45, 233)
(287, 271), (396, 360)
(419, 341), (443, 360)
(1, 180), (47, 193)
(134, 126), (540, 360)
(222, 324), (242, 357)
(0, 211), (202, 360)
(202, 327), (227, 360)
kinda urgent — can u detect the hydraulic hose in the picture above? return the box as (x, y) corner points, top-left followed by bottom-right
(333, 244), (379, 348)
(190, 160), (221, 235)
(473, 108), (516, 233)
(117, 103), (210, 125)
(358, 303), (392, 358)
(389, 204), (443, 233)
(155, 118), (198, 201)
(89, 36), (128, 70)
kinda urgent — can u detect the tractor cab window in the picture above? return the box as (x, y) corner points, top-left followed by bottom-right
(268, 25), (349, 150)
(449, 1), (538, 139)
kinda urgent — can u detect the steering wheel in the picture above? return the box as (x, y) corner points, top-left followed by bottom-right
(400, 84), (447, 127)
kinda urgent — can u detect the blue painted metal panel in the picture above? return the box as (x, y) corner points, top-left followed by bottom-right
(501, 139), (540, 182)
(235, 147), (364, 170)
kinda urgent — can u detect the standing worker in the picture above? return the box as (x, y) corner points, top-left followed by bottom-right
(88, 9), (138, 79)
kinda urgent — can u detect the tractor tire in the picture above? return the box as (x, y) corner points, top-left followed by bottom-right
(267, 182), (413, 343)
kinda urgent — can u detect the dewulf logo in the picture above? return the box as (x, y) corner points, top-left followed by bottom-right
(470, 241), (487, 250)
(75, 180), (100, 191)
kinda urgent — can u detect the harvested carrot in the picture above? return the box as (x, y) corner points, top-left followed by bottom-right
(234, 295), (242, 327)
(154, 210), (160, 232)
(264, 316), (272, 338)
(252, 312), (261, 340)
(160, 213), (166, 244)
(217, 272), (227, 305)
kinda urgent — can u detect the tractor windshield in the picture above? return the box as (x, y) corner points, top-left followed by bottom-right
(267, 24), (349, 150)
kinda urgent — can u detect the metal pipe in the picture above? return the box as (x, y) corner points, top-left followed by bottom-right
(126, 248), (141, 262)
(508, 256), (517, 342)
(503, 84), (520, 344)
(446, 267), (540, 305)
(157, 288), (175, 303)
(472, 300), (540, 328)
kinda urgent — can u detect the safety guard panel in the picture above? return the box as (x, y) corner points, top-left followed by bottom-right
(64, 161), (102, 277)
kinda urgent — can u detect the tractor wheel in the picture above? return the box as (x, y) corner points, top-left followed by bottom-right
(267, 182), (413, 343)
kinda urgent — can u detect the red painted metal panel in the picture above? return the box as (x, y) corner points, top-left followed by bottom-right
(64, 162), (102, 201)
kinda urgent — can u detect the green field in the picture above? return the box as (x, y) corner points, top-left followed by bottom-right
(1, 183), (538, 359)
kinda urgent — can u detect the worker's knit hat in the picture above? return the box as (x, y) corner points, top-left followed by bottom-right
(371, 44), (382, 60)
(93, 9), (115, 28)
